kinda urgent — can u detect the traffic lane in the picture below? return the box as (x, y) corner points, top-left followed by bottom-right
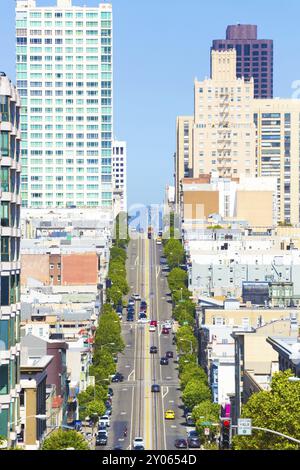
(106, 382), (134, 450)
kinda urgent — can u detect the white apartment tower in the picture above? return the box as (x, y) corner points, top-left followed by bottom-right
(112, 140), (127, 214)
(0, 73), (22, 447)
(16, 0), (113, 209)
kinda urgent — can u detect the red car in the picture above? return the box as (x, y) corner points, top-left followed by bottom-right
(150, 320), (157, 327)
(162, 327), (169, 335)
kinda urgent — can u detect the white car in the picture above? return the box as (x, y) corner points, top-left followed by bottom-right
(138, 317), (148, 324)
(133, 437), (145, 449)
(163, 320), (172, 330)
(132, 293), (141, 301)
(98, 415), (110, 427)
(149, 325), (156, 332)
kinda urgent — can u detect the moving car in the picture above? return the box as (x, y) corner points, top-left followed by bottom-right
(187, 430), (200, 448)
(96, 430), (108, 446)
(165, 410), (175, 420)
(150, 346), (158, 354)
(151, 384), (161, 393)
(162, 327), (169, 335)
(133, 437), (145, 449)
(138, 312), (147, 319)
(166, 351), (174, 359)
(132, 293), (141, 301)
(128, 299), (135, 307)
(174, 438), (188, 449)
(150, 320), (158, 327)
(149, 324), (156, 332)
(126, 314), (134, 322)
(111, 372), (124, 382)
(138, 317), (148, 324)
(160, 357), (169, 365)
(140, 301), (147, 311)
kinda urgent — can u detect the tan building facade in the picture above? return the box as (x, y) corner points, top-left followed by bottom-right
(180, 174), (277, 227)
(21, 252), (98, 286)
(193, 50), (256, 179)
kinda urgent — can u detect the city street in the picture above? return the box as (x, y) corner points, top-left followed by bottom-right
(100, 236), (187, 451)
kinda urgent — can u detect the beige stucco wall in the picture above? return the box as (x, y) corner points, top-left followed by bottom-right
(21, 254), (50, 286)
(236, 190), (274, 226)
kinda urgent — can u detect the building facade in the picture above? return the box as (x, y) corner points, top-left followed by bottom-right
(175, 116), (194, 204)
(0, 74), (22, 446)
(193, 50), (256, 180)
(254, 99), (300, 225)
(16, 0), (113, 209)
(212, 24), (273, 99)
(112, 140), (127, 213)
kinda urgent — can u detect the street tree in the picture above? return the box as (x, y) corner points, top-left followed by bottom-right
(233, 370), (300, 450)
(167, 268), (187, 292)
(180, 364), (208, 390)
(42, 429), (89, 450)
(182, 378), (211, 410)
(192, 400), (220, 443)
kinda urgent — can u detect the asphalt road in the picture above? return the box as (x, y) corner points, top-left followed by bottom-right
(98, 235), (190, 451)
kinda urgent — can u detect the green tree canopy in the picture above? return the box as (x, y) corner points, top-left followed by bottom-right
(172, 287), (193, 305)
(93, 348), (116, 375)
(178, 354), (199, 374)
(180, 364), (208, 390)
(110, 246), (127, 263)
(176, 326), (197, 354)
(233, 370), (300, 450)
(42, 429), (89, 450)
(167, 268), (188, 292)
(85, 400), (106, 421)
(182, 379), (211, 410)
(192, 401), (220, 442)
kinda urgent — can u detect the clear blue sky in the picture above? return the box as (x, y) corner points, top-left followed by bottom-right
(1, 0), (300, 206)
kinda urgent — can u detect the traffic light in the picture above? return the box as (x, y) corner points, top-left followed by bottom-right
(220, 418), (232, 450)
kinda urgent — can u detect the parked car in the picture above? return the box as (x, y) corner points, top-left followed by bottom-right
(151, 384), (161, 393)
(160, 357), (169, 365)
(187, 430), (200, 448)
(128, 299), (135, 307)
(163, 320), (172, 330)
(111, 372), (124, 382)
(127, 315), (134, 322)
(150, 346), (158, 354)
(98, 415), (110, 428)
(140, 301), (147, 311)
(166, 351), (174, 359)
(96, 431), (108, 446)
(108, 387), (114, 397)
(186, 414), (195, 426)
(174, 438), (188, 449)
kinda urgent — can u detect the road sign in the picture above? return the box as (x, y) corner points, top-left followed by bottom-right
(204, 428), (210, 436)
(238, 418), (252, 436)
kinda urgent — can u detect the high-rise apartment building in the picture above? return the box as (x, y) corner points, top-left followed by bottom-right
(175, 116), (193, 204)
(112, 140), (127, 213)
(16, 0), (113, 209)
(212, 24), (273, 99)
(0, 73), (21, 447)
(254, 99), (300, 225)
(193, 50), (256, 180)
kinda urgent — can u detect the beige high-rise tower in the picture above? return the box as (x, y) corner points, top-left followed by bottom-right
(193, 50), (256, 179)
